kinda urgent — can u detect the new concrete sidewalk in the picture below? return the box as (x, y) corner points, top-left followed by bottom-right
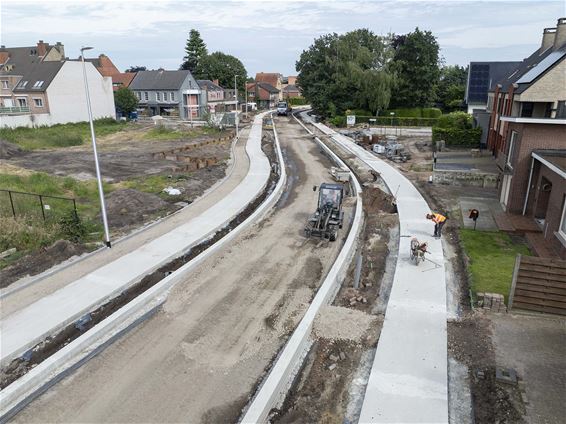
(311, 116), (448, 423)
(1, 113), (271, 367)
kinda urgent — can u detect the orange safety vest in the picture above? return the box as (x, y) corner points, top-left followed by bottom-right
(432, 213), (446, 224)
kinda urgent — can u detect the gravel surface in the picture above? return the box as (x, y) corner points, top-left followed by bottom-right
(313, 305), (378, 342)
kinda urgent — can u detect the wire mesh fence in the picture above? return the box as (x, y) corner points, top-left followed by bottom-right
(0, 189), (78, 223)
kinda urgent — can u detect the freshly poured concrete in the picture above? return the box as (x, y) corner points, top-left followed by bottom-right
(312, 117), (448, 423)
(0, 113), (271, 366)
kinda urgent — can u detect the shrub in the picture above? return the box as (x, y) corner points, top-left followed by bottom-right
(329, 116), (346, 127)
(436, 111), (472, 129)
(59, 210), (87, 242)
(289, 97), (307, 106)
(380, 108), (442, 119)
(432, 127), (482, 146)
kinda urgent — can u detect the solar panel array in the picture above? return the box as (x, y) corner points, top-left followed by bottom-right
(467, 64), (490, 103)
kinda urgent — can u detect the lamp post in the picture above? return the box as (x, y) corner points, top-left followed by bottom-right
(390, 111), (395, 128)
(234, 74), (239, 139)
(81, 47), (111, 248)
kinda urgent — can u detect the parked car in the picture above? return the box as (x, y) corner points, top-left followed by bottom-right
(277, 101), (290, 116)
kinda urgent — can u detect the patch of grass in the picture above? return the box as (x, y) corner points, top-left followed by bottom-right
(143, 125), (220, 141)
(0, 118), (128, 150)
(460, 229), (530, 302)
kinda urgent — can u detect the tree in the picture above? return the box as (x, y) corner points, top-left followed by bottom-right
(195, 52), (247, 93)
(436, 65), (468, 112)
(124, 66), (146, 73)
(180, 29), (208, 72)
(389, 28), (440, 108)
(296, 29), (393, 117)
(114, 87), (138, 115)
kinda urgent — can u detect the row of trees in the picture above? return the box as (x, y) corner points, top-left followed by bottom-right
(296, 28), (467, 117)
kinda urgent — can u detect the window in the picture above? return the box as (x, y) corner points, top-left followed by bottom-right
(170, 92), (175, 101)
(136, 91), (141, 100)
(1, 80), (8, 89)
(520, 102), (534, 117)
(33, 98), (44, 107)
(507, 131), (518, 168)
(559, 197), (566, 240)
(144, 92), (149, 101)
(17, 80), (28, 88)
(32, 80), (44, 89)
(17, 98), (27, 107)
(163, 92), (168, 102)
(156, 92), (161, 101)
(557, 101), (566, 119)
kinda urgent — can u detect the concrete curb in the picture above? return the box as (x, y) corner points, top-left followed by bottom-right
(239, 113), (364, 423)
(0, 133), (242, 301)
(0, 114), (287, 422)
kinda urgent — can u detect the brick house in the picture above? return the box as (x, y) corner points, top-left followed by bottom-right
(82, 54), (136, 91)
(246, 82), (279, 109)
(485, 18), (566, 257)
(255, 72), (283, 100)
(129, 69), (203, 118)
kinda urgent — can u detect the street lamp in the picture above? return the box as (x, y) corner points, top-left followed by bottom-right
(390, 112), (395, 128)
(234, 74), (239, 139)
(81, 46), (111, 248)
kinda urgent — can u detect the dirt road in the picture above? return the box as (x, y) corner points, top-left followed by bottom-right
(1, 127), (249, 317)
(12, 116), (353, 423)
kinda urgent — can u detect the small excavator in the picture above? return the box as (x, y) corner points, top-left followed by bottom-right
(305, 183), (344, 242)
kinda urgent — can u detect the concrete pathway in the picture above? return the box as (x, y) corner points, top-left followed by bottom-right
(308, 115), (448, 423)
(0, 113), (271, 367)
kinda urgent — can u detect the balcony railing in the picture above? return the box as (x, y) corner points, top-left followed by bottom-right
(0, 106), (31, 115)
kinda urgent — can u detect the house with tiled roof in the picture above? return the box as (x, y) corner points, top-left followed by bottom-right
(0, 40), (115, 128)
(246, 82), (279, 109)
(129, 69), (202, 118)
(255, 72), (283, 100)
(485, 18), (566, 258)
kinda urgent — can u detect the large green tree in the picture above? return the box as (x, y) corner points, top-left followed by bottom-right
(296, 29), (393, 117)
(180, 29), (208, 73)
(114, 87), (138, 115)
(436, 65), (468, 112)
(389, 28), (440, 108)
(195, 52), (247, 93)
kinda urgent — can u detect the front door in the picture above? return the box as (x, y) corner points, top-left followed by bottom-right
(500, 174), (512, 210)
(534, 177), (552, 220)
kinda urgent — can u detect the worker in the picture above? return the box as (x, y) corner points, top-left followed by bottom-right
(426, 212), (447, 238)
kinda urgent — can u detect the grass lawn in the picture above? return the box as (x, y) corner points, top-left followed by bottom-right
(143, 125), (220, 141)
(0, 118), (128, 150)
(460, 229), (531, 303)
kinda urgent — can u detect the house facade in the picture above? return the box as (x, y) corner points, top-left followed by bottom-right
(246, 82), (279, 109)
(485, 17), (566, 258)
(197, 79), (237, 113)
(255, 72), (283, 100)
(0, 41), (115, 128)
(129, 69), (203, 119)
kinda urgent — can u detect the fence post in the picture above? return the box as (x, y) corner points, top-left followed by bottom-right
(508, 254), (521, 310)
(39, 194), (46, 221)
(72, 198), (78, 219)
(8, 190), (16, 218)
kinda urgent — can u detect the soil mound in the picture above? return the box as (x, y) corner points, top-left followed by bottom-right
(103, 188), (173, 229)
(0, 240), (89, 289)
(0, 140), (23, 159)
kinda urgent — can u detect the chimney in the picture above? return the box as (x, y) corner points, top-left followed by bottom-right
(541, 27), (556, 51)
(554, 17), (566, 49)
(37, 40), (48, 56)
(213, 79), (219, 86)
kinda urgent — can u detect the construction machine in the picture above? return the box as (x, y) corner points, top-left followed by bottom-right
(305, 183), (344, 242)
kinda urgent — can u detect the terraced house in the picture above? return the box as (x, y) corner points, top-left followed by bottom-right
(0, 40), (115, 128)
(129, 69), (203, 119)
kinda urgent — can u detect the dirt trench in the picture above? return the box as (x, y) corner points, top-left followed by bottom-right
(11, 116), (354, 424)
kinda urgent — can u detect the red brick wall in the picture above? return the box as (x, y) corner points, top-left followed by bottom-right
(502, 123), (566, 213)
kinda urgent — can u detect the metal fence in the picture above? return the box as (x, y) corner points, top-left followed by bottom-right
(353, 116), (439, 127)
(0, 189), (78, 222)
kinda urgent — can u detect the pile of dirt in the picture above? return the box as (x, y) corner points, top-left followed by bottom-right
(0, 240), (90, 289)
(363, 185), (397, 214)
(103, 189), (175, 229)
(0, 140), (23, 159)
(313, 305), (378, 342)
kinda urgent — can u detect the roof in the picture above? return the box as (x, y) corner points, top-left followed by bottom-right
(112, 72), (136, 88)
(197, 79), (224, 91)
(255, 72), (280, 87)
(466, 61), (521, 104)
(491, 42), (566, 94)
(0, 46), (45, 75)
(257, 82), (279, 93)
(283, 84), (300, 93)
(129, 70), (193, 90)
(11, 61), (64, 92)
(532, 149), (566, 177)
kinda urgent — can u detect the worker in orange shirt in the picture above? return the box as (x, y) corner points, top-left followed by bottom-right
(426, 212), (447, 238)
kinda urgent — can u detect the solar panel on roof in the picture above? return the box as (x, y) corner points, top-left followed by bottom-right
(516, 50), (566, 84)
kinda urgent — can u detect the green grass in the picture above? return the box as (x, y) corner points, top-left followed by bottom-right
(143, 125), (220, 141)
(0, 118), (128, 150)
(460, 229), (530, 303)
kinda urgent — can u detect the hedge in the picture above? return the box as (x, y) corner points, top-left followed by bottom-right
(432, 127), (482, 146)
(381, 108), (442, 118)
(289, 97), (308, 106)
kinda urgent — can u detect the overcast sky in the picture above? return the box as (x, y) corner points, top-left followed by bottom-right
(1, 0), (564, 77)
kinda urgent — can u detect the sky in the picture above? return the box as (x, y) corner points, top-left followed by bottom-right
(1, 0), (564, 77)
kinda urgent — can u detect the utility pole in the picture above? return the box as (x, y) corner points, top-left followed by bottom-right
(234, 74), (239, 139)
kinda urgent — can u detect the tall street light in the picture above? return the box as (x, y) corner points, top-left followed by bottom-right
(81, 47), (111, 248)
(234, 74), (239, 139)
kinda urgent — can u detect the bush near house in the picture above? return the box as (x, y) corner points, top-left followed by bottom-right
(381, 107), (442, 118)
(460, 229), (531, 303)
(432, 111), (481, 146)
(288, 97), (307, 106)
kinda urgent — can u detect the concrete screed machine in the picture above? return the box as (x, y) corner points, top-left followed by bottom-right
(305, 183), (344, 242)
